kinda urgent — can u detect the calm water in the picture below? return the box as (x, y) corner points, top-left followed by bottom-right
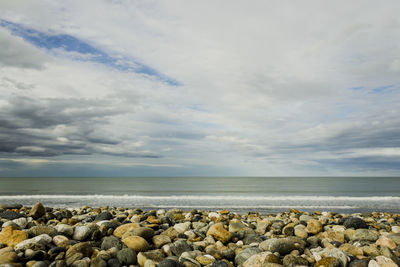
(1, 177), (400, 213)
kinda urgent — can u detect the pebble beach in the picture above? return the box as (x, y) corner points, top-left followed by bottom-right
(1, 203), (400, 267)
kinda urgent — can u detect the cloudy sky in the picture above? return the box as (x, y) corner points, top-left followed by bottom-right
(1, 1), (400, 177)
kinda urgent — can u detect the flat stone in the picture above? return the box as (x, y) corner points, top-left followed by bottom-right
(28, 226), (57, 237)
(122, 227), (155, 240)
(352, 229), (378, 242)
(259, 238), (295, 255)
(235, 247), (262, 266)
(0, 211), (26, 220)
(55, 224), (74, 237)
(376, 236), (397, 249)
(101, 235), (123, 250)
(207, 223), (232, 243)
(344, 217), (368, 229)
(315, 257), (342, 267)
(15, 234), (52, 250)
(137, 251), (165, 266)
(153, 235), (172, 248)
(113, 223), (140, 238)
(170, 240), (192, 256)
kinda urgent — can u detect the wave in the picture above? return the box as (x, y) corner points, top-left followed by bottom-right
(1, 194), (400, 201)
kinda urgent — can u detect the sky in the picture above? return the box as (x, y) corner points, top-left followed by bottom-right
(0, 1), (400, 177)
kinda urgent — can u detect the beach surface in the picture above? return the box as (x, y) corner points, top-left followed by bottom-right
(0, 203), (400, 267)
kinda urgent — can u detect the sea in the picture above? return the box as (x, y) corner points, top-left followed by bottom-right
(1, 177), (400, 214)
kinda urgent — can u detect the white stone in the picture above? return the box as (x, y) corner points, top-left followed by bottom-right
(15, 234), (52, 250)
(12, 218), (28, 229)
(55, 224), (74, 236)
(174, 222), (191, 233)
(73, 225), (91, 241)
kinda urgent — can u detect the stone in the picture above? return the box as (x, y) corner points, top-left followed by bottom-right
(117, 248), (137, 265)
(259, 238), (295, 255)
(73, 226), (91, 241)
(0, 251), (18, 265)
(196, 255), (215, 266)
(315, 257), (342, 267)
(392, 226), (400, 234)
(153, 235), (172, 249)
(375, 256), (398, 267)
(294, 224), (308, 239)
(352, 229), (378, 242)
(235, 247), (262, 266)
(319, 231), (346, 243)
(0, 226), (28, 247)
(207, 223), (232, 243)
(53, 235), (70, 247)
(243, 234), (263, 245)
(170, 240), (192, 256)
(122, 227), (155, 240)
(122, 236), (150, 252)
(94, 211), (113, 221)
(242, 252), (274, 267)
(307, 219), (323, 234)
(339, 243), (363, 257)
(0, 211), (26, 220)
(174, 223), (191, 234)
(299, 215), (313, 223)
(65, 242), (93, 259)
(32, 261), (48, 267)
(15, 234), (52, 250)
(362, 245), (380, 257)
(349, 259), (368, 267)
(282, 254), (309, 267)
(344, 217), (368, 229)
(113, 223), (140, 238)
(137, 251), (165, 266)
(29, 203), (46, 219)
(29, 226), (57, 237)
(210, 261), (229, 267)
(229, 222), (246, 233)
(158, 259), (184, 267)
(321, 248), (349, 267)
(55, 224), (74, 237)
(101, 236), (123, 250)
(12, 218), (28, 229)
(376, 236), (397, 250)
(386, 234), (400, 246)
(70, 259), (89, 267)
(91, 256), (107, 267)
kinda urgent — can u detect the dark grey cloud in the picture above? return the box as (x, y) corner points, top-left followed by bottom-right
(0, 94), (161, 159)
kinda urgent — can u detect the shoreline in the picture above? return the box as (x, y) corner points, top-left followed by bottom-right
(1, 203), (400, 267)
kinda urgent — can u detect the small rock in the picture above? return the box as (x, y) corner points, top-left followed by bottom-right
(122, 236), (150, 252)
(122, 227), (155, 240)
(259, 238), (295, 255)
(101, 235), (123, 250)
(235, 247), (262, 266)
(153, 235), (172, 249)
(344, 217), (368, 229)
(170, 240), (192, 256)
(315, 257), (342, 267)
(55, 224), (74, 237)
(73, 226), (91, 241)
(196, 255), (215, 266)
(117, 248), (137, 265)
(15, 234), (52, 250)
(113, 223), (140, 238)
(0, 226), (28, 247)
(0, 210), (26, 220)
(242, 252), (274, 267)
(0, 251), (18, 265)
(282, 254), (309, 267)
(53, 235), (70, 247)
(94, 211), (113, 221)
(376, 236), (397, 250)
(29, 203), (46, 219)
(349, 259), (368, 267)
(294, 224), (308, 239)
(28, 226), (57, 237)
(158, 259), (184, 267)
(12, 217), (28, 229)
(351, 229), (378, 242)
(307, 219), (323, 234)
(174, 223), (191, 234)
(375, 256), (398, 267)
(137, 251), (165, 266)
(207, 223), (232, 243)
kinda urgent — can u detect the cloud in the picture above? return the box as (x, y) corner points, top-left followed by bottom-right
(0, 1), (400, 176)
(0, 27), (48, 69)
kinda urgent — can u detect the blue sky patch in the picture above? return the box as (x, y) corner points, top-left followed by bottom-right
(0, 19), (180, 86)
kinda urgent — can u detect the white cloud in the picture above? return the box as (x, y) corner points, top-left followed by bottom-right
(1, 1), (400, 176)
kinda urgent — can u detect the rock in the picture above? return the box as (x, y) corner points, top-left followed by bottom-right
(55, 224), (74, 237)
(376, 236), (397, 249)
(339, 243), (363, 257)
(12, 218), (28, 229)
(307, 219), (323, 234)
(28, 226), (57, 237)
(117, 248), (137, 265)
(174, 223), (191, 234)
(94, 211), (113, 221)
(349, 259), (368, 267)
(282, 254), (309, 267)
(242, 252), (274, 267)
(0, 204), (22, 209)
(344, 217), (368, 229)
(315, 257), (342, 267)
(207, 223), (232, 243)
(137, 251), (165, 266)
(375, 256), (398, 267)
(0, 226), (28, 247)
(101, 236), (123, 250)
(299, 214), (313, 223)
(379, 246), (400, 266)
(229, 222), (246, 233)
(65, 242), (93, 259)
(386, 234), (400, 246)
(319, 231), (346, 243)
(91, 256), (107, 267)
(122, 236), (150, 252)
(32, 261), (48, 267)
(15, 234), (52, 250)
(294, 224), (308, 239)
(29, 203), (46, 219)
(259, 238), (295, 255)
(351, 229), (378, 242)
(153, 235), (172, 248)
(243, 234), (263, 245)
(113, 223), (140, 238)
(70, 259), (89, 267)
(53, 235), (70, 247)
(321, 248), (349, 267)
(196, 255), (215, 266)
(73, 226), (91, 241)
(392, 226), (400, 234)
(158, 259), (184, 267)
(107, 258), (120, 267)
(0, 251), (18, 264)
(49, 260), (68, 267)
(235, 247), (262, 266)
(0, 211), (26, 220)
(210, 261), (229, 267)
(170, 240), (192, 256)
(122, 227), (155, 240)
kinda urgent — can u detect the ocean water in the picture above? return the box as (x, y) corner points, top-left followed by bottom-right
(0, 177), (400, 213)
